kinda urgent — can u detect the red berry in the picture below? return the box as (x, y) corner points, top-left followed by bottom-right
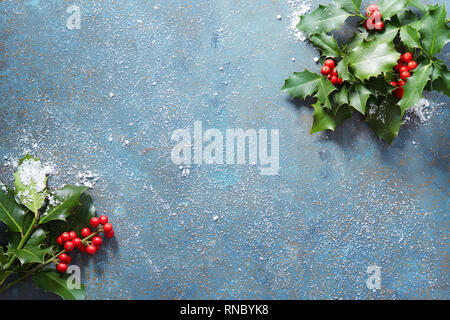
(407, 61), (417, 70)
(389, 81), (398, 87)
(327, 73), (332, 80)
(99, 215), (108, 225)
(394, 87), (404, 99)
(78, 244), (86, 253)
(86, 244), (97, 255)
(69, 231), (77, 240)
(402, 52), (413, 63)
(394, 63), (403, 72)
(56, 236), (63, 246)
(57, 263), (68, 273)
(66, 255), (72, 264)
(366, 4), (379, 16)
(338, 78), (343, 85)
(72, 237), (82, 247)
(59, 253), (69, 263)
(61, 232), (71, 243)
(103, 223), (113, 233)
(374, 21), (384, 31)
(331, 75), (339, 85)
(324, 59), (335, 69)
(400, 70), (411, 80)
(371, 10), (382, 20)
(90, 217), (100, 228)
(92, 236), (103, 247)
(331, 68), (338, 76)
(105, 230), (115, 238)
(321, 66), (331, 75)
(399, 66), (409, 74)
(398, 80), (406, 86)
(64, 241), (74, 252)
(81, 228), (91, 238)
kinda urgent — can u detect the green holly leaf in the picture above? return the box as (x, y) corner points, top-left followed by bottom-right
(400, 25), (421, 49)
(407, 0), (425, 13)
(310, 103), (352, 134)
(430, 60), (450, 97)
(335, 0), (362, 13)
(47, 192), (96, 246)
(281, 70), (321, 99)
(297, 5), (351, 35)
(39, 185), (88, 224)
(379, 0), (407, 20)
(367, 96), (403, 144)
(33, 269), (86, 300)
(336, 56), (352, 81)
(0, 182), (28, 234)
(372, 24), (399, 43)
(310, 33), (341, 58)
(348, 39), (401, 81)
(398, 63), (433, 115)
(315, 77), (337, 109)
(349, 83), (372, 114)
(14, 155), (48, 213)
(397, 10), (421, 29)
(7, 228), (52, 265)
(420, 4), (450, 56)
(331, 85), (349, 112)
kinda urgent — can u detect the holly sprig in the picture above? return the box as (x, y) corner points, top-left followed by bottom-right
(0, 155), (114, 300)
(282, 0), (449, 144)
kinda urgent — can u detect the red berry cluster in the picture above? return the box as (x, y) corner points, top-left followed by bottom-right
(364, 4), (384, 31)
(55, 215), (115, 273)
(390, 52), (417, 99)
(320, 59), (343, 86)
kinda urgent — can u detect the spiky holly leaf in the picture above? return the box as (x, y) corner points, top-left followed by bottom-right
(336, 56), (352, 81)
(0, 182), (28, 233)
(400, 25), (421, 49)
(331, 84), (349, 113)
(367, 96), (403, 144)
(297, 5), (351, 35)
(315, 77), (337, 110)
(336, 0), (362, 13)
(348, 38), (400, 81)
(310, 33), (341, 58)
(397, 10), (421, 29)
(407, 0), (425, 13)
(14, 155), (48, 213)
(7, 228), (52, 265)
(281, 70), (321, 99)
(420, 4), (450, 56)
(397, 63), (433, 115)
(47, 192), (96, 247)
(310, 102), (352, 134)
(430, 60), (450, 97)
(379, 0), (407, 20)
(34, 269), (86, 300)
(349, 83), (372, 114)
(372, 24), (399, 43)
(39, 185), (88, 224)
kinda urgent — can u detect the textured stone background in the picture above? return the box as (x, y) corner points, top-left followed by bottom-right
(0, 0), (448, 299)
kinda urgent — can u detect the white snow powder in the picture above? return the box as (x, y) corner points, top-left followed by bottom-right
(404, 98), (439, 124)
(287, 0), (311, 42)
(17, 158), (53, 192)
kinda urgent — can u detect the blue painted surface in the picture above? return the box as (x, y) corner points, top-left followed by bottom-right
(0, 0), (448, 299)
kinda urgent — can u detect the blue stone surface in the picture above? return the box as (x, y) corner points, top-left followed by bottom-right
(0, 0), (448, 299)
